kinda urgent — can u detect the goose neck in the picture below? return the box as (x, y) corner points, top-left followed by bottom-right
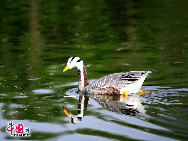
(77, 64), (89, 91)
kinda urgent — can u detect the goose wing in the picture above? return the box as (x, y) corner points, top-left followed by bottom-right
(87, 71), (152, 89)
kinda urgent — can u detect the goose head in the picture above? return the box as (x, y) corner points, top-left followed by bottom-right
(63, 56), (83, 72)
(62, 56), (89, 91)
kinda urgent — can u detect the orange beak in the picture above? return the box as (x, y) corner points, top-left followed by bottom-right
(63, 107), (70, 116)
(63, 65), (70, 72)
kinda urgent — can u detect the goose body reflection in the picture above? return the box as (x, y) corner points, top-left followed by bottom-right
(63, 56), (153, 94)
(63, 93), (145, 123)
(89, 94), (145, 116)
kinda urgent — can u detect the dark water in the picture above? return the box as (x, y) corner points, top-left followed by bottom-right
(0, 0), (188, 140)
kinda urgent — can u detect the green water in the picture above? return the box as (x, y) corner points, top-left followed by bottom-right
(0, 0), (188, 140)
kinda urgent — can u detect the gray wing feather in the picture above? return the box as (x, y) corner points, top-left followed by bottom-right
(86, 71), (152, 90)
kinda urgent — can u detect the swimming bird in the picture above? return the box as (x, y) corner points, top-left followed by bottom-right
(63, 56), (153, 94)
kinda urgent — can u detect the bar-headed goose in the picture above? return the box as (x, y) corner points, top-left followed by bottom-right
(63, 56), (153, 95)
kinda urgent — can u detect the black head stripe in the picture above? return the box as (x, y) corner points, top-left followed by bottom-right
(71, 56), (76, 61)
(77, 58), (82, 62)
